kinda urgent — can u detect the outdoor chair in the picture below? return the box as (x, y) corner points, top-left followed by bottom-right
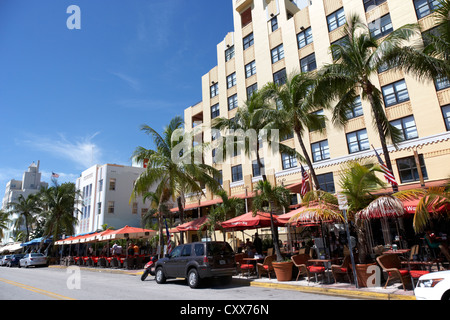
(235, 253), (244, 274)
(256, 255), (275, 280)
(331, 255), (352, 284)
(98, 257), (107, 267)
(290, 253), (325, 283)
(376, 254), (412, 291)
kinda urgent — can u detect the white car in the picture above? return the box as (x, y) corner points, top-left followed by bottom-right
(19, 253), (47, 268)
(414, 270), (450, 300)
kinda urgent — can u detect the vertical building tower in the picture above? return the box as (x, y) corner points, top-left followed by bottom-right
(74, 164), (156, 235)
(1, 161), (48, 244)
(183, 0), (450, 209)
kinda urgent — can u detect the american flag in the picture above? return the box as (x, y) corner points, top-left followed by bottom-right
(52, 172), (60, 178)
(164, 219), (173, 254)
(301, 165), (309, 197)
(372, 146), (398, 186)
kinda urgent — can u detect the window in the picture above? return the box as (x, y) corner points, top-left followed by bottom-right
(346, 129), (370, 153)
(297, 27), (313, 49)
(382, 80), (410, 107)
(252, 159), (265, 177)
(435, 76), (450, 91)
(397, 154), (428, 183)
(271, 16), (278, 32)
(97, 202), (101, 215)
(281, 131), (294, 141)
(442, 105), (450, 131)
(241, 7), (252, 27)
(132, 202), (138, 214)
(245, 60), (256, 78)
(194, 244), (204, 256)
(109, 178), (116, 191)
(317, 173), (335, 193)
(363, 0), (387, 12)
(243, 33), (254, 50)
(247, 83), (258, 99)
(231, 165), (243, 182)
(210, 82), (219, 98)
(228, 94), (238, 111)
(327, 8), (346, 32)
(414, 0), (441, 19)
(345, 97), (364, 119)
(390, 116), (419, 141)
(214, 170), (223, 185)
(227, 73), (236, 89)
(273, 69), (287, 86)
(107, 201), (115, 214)
(211, 104), (220, 119)
(369, 14), (393, 39)
(281, 153), (297, 170)
(225, 45), (235, 62)
(300, 53), (317, 73)
(311, 140), (330, 162)
(271, 44), (284, 64)
(181, 244), (191, 257)
(310, 109), (325, 131)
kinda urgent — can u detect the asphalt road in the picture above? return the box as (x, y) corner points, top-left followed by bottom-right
(0, 266), (359, 314)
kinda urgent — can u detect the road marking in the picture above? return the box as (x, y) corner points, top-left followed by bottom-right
(0, 277), (76, 300)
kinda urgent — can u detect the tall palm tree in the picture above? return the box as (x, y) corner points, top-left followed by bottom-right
(215, 189), (245, 220)
(252, 180), (290, 262)
(7, 193), (41, 242)
(317, 14), (421, 192)
(132, 116), (221, 257)
(0, 210), (11, 240)
(261, 73), (328, 190)
(212, 91), (272, 181)
(40, 182), (80, 242)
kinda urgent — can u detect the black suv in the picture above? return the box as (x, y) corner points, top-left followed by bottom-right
(154, 241), (236, 288)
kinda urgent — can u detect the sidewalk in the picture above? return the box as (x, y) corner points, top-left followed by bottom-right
(50, 265), (416, 300)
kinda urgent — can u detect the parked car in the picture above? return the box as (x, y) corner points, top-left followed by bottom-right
(7, 254), (25, 267)
(154, 241), (236, 288)
(414, 270), (450, 300)
(0, 255), (11, 266)
(19, 253), (48, 268)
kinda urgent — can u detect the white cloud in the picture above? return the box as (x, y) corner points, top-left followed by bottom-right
(21, 132), (103, 170)
(110, 71), (141, 91)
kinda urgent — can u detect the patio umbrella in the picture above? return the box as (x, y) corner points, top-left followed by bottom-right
(176, 216), (210, 232)
(355, 196), (406, 220)
(98, 226), (156, 241)
(221, 211), (277, 231)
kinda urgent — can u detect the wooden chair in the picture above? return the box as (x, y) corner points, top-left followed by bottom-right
(257, 255), (275, 279)
(291, 254), (314, 282)
(331, 255), (352, 284)
(376, 254), (411, 291)
(235, 253), (244, 274)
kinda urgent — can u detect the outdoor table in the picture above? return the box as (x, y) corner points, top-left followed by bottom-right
(383, 249), (410, 255)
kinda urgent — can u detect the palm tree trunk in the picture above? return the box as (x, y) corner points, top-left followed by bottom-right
(295, 130), (321, 190)
(256, 139), (267, 182)
(177, 196), (185, 244)
(269, 202), (283, 261)
(367, 91), (399, 193)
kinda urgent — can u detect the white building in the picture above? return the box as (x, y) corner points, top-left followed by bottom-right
(1, 161), (48, 244)
(74, 163), (155, 235)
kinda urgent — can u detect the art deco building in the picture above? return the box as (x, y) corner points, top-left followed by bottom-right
(181, 0), (450, 220)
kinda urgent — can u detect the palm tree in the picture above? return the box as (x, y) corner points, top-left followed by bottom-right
(40, 182), (80, 242)
(387, 0), (450, 81)
(7, 193), (41, 242)
(0, 210), (11, 240)
(198, 206), (224, 241)
(261, 73), (328, 190)
(132, 116), (221, 257)
(211, 91), (272, 181)
(215, 189), (245, 220)
(316, 14), (421, 192)
(252, 180), (290, 262)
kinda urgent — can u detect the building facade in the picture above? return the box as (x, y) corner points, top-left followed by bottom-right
(183, 0), (450, 208)
(1, 161), (48, 244)
(74, 164), (153, 235)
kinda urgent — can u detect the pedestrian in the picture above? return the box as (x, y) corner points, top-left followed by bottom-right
(253, 233), (262, 255)
(127, 243), (134, 257)
(133, 243), (139, 256)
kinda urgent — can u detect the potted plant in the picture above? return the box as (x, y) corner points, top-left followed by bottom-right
(272, 258), (293, 282)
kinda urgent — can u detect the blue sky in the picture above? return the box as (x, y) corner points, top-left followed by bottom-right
(0, 0), (234, 199)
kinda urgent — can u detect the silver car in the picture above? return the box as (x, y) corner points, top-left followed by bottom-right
(0, 255), (11, 266)
(19, 253), (47, 268)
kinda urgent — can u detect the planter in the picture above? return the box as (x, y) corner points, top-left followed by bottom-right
(272, 261), (293, 282)
(354, 263), (377, 288)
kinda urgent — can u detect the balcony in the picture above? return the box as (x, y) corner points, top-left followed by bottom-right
(235, 0), (253, 12)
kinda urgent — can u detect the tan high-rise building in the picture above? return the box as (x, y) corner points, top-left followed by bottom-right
(182, 0), (450, 210)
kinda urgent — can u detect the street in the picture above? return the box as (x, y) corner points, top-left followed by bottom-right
(0, 266), (359, 302)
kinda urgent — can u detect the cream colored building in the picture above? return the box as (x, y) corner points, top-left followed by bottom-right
(182, 0), (450, 214)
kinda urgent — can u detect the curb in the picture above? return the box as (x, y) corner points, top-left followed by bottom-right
(233, 278), (416, 300)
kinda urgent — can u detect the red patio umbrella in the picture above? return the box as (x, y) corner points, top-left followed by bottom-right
(99, 226), (156, 241)
(221, 211), (277, 231)
(176, 216), (210, 232)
